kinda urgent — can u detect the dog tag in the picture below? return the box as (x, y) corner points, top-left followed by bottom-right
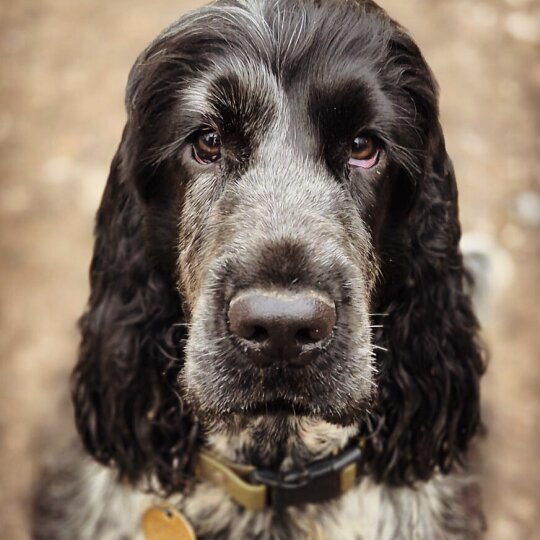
(142, 505), (196, 540)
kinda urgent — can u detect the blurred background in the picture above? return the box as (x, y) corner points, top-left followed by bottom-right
(0, 0), (539, 538)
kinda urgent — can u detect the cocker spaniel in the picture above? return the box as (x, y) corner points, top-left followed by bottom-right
(33, 0), (486, 538)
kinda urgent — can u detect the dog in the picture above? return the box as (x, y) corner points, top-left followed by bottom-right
(32, 0), (486, 538)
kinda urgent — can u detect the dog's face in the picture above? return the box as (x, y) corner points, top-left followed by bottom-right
(125, 0), (433, 427)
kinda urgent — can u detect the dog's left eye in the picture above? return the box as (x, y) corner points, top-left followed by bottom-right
(192, 131), (222, 164)
(349, 135), (380, 169)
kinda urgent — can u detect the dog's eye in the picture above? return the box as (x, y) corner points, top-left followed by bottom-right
(349, 135), (380, 169)
(193, 131), (221, 164)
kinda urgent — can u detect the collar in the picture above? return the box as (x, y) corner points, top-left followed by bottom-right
(194, 440), (364, 511)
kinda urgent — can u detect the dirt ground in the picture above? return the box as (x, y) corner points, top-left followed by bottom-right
(0, 0), (539, 538)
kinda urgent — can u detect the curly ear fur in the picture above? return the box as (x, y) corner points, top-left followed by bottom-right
(71, 132), (198, 494)
(364, 126), (486, 484)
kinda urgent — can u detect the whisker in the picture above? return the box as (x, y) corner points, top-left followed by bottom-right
(357, 373), (377, 388)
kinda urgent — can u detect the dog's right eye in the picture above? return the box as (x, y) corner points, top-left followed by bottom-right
(192, 131), (222, 164)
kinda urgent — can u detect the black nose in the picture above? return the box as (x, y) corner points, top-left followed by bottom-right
(228, 290), (336, 367)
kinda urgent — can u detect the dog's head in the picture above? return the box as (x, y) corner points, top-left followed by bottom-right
(73, 0), (485, 492)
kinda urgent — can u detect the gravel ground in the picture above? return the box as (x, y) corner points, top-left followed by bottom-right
(0, 1), (539, 538)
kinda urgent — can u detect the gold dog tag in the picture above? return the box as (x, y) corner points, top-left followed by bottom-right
(142, 506), (196, 540)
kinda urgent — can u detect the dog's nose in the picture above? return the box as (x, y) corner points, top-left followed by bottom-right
(228, 290), (336, 367)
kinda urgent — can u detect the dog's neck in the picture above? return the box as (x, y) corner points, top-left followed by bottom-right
(204, 415), (359, 472)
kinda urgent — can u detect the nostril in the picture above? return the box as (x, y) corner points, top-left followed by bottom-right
(228, 297), (271, 344)
(295, 327), (320, 345)
(250, 325), (269, 343)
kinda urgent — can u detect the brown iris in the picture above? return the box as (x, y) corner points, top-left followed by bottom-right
(193, 131), (221, 163)
(351, 135), (377, 161)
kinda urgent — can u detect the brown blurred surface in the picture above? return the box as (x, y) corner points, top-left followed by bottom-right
(0, 0), (539, 538)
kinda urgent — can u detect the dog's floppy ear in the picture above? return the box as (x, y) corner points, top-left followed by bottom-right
(71, 123), (198, 493)
(365, 123), (486, 485)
